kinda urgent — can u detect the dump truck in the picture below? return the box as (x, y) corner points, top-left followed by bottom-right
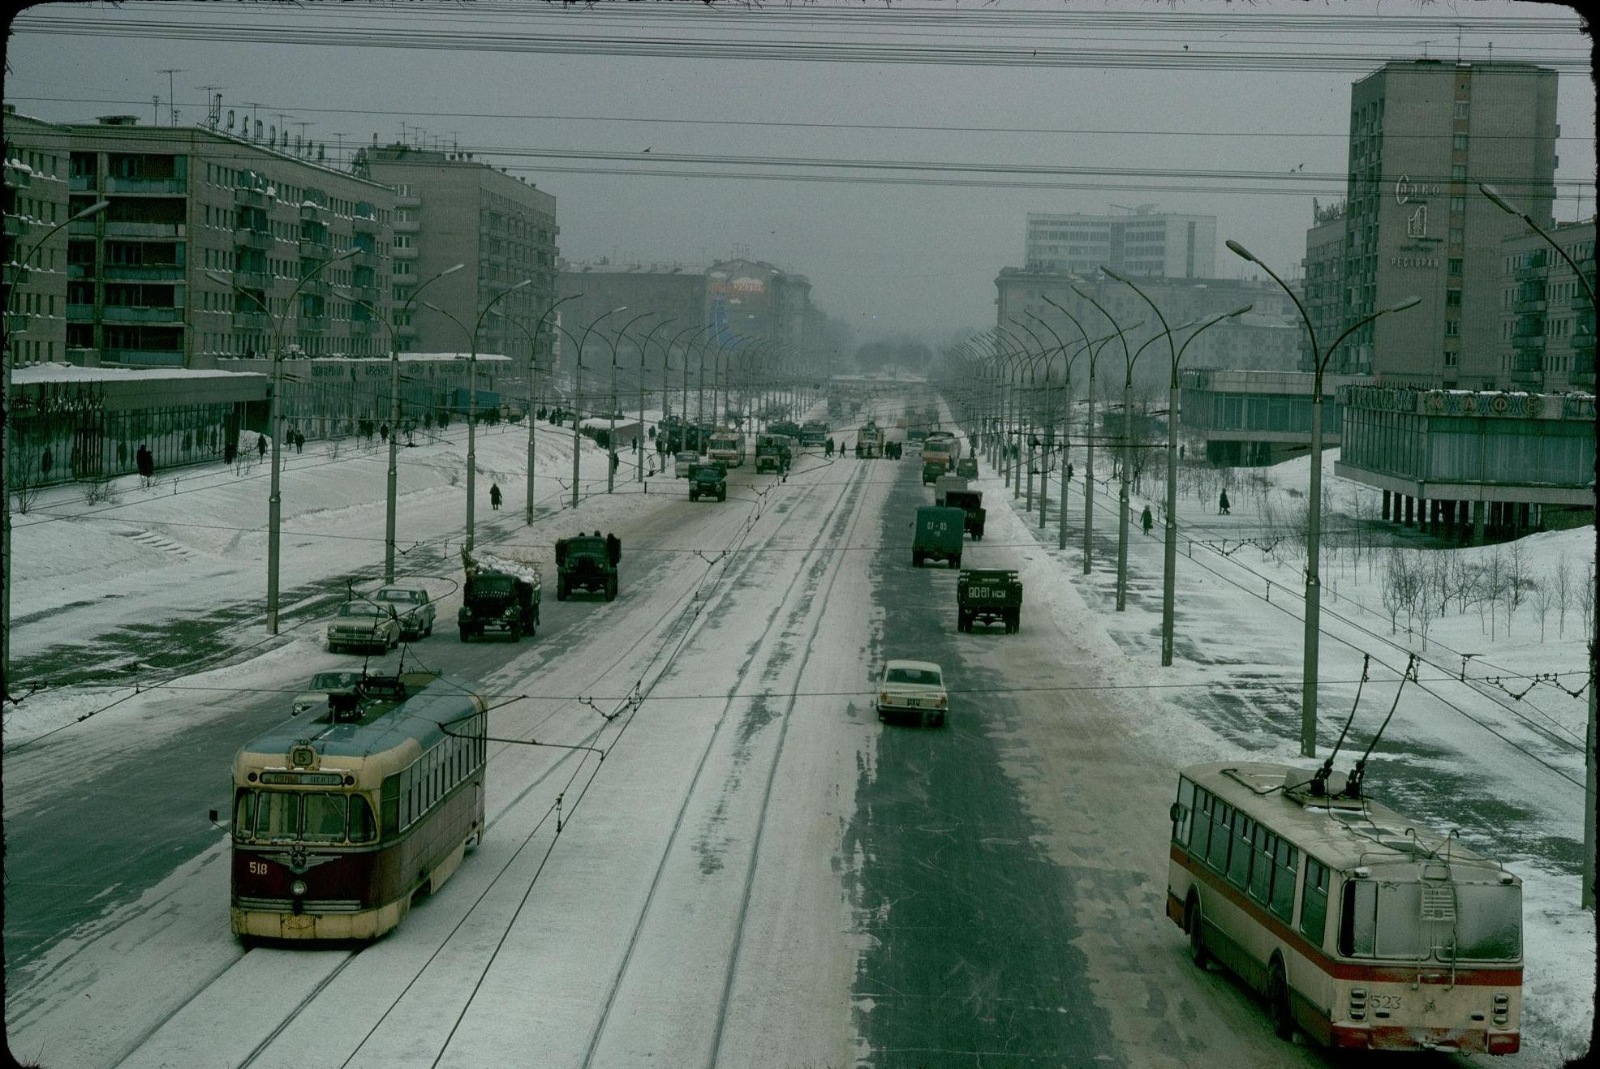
(458, 547), (541, 641)
(688, 461), (728, 501)
(555, 532), (621, 601)
(957, 569), (1022, 633)
(912, 505), (966, 569)
(944, 488), (986, 539)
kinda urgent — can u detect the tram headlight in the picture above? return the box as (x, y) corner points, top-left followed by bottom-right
(291, 879), (308, 897)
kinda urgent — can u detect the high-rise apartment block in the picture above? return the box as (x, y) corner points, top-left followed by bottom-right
(1025, 209), (1216, 279)
(356, 145), (559, 364)
(4, 109), (75, 365)
(1331, 59), (1559, 386)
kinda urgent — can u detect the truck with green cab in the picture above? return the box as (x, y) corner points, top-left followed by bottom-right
(912, 505), (966, 569)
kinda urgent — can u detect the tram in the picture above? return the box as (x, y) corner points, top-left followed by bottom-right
(225, 671), (487, 941)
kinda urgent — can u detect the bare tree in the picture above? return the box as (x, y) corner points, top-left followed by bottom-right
(1555, 556), (1571, 638)
(11, 459), (44, 514)
(1503, 541), (1529, 636)
(1380, 548), (1419, 635)
(1581, 561), (1596, 642)
(1532, 574), (1555, 641)
(1480, 545), (1505, 640)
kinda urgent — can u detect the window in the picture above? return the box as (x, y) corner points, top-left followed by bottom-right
(1228, 814), (1254, 888)
(1453, 133), (1468, 151)
(1192, 789), (1213, 857)
(1454, 101), (1469, 120)
(1300, 858), (1330, 944)
(1172, 779), (1194, 846)
(1451, 164), (1467, 181)
(1268, 838), (1298, 921)
(1449, 258), (1463, 277)
(1207, 801), (1233, 871)
(1444, 350), (1459, 367)
(1248, 826), (1273, 904)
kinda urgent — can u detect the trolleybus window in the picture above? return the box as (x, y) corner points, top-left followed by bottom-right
(1456, 884), (1522, 960)
(1299, 857), (1330, 943)
(1227, 813), (1253, 887)
(1247, 824), (1272, 904)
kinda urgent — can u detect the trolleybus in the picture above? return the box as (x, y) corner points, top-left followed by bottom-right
(1166, 761), (1521, 1055)
(223, 671), (487, 941)
(921, 431), (961, 471)
(705, 428), (745, 467)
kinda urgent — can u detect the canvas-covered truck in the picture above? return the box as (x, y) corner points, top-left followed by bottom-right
(933, 474), (968, 504)
(688, 461), (728, 501)
(944, 488), (986, 539)
(555, 532), (621, 601)
(458, 547), (541, 641)
(921, 460), (945, 486)
(912, 505), (966, 569)
(957, 569), (1022, 633)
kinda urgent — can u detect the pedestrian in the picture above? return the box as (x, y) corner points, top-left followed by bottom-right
(295, 430), (305, 453)
(1219, 489), (1231, 515)
(136, 443), (154, 483)
(1141, 505), (1153, 535)
(489, 482), (502, 510)
(610, 452), (619, 473)
(1067, 462), (1074, 482)
(257, 434), (268, 459)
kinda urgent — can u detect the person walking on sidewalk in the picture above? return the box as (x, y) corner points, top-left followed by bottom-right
(1141, 505), (1153, 535)
(489, 482), (502, 510)
(1219, 489), (1231, 515)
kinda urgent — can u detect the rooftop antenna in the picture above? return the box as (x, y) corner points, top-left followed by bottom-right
(199, 87), (223, 130)
(157, 68), (185, 124)
(1346, 654), (1418, 799)
(151, 95), (161, 125)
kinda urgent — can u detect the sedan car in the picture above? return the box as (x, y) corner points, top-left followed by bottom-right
(291, 670), (365, 717)
(373, 584), (436, 640)
(326, 601), (400, 654)
(876, 659), (948, 728)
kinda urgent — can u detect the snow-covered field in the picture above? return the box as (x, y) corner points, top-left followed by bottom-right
(5, 396), (1595, 1066)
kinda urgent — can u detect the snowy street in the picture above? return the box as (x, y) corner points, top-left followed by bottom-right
(4, 396), (1593, 1068)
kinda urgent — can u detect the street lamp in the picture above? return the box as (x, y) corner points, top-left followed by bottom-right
(605, 311), (657, 493)
(522, 294), (581, 524)
(1228, 238), (1419, 758)
(4, 199), (110, 686)
(570, 306), (627, 508)
(1479, 183), (1597, 910)
(370, 262), (464, 582)
(1044, 295), (1112, 570)
(1070, 286), (1141, 605)
(634, 316), (677, 481)
(210, 245), (357, 633)
(1106, 267), (1252, 664)
(426, 276), (533, 551)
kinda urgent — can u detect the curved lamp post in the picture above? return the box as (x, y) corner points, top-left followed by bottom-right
(1480, 181), (1598, 910)
(521, 293), (581, 524)
(213, 245), (357, 633)
(1107, 266), (1252, 663)
(1026, 310), (1091, 538)
(427, 276), (533, 551)
(660, 322), (703, 450)
(634, 315), (676, 481)
(605, 311), (657, 492)
(1070, 286), (1141, 603)
(570, 305), (627, 508)
(1229, 237), (1419, 757)
(4, 199), (110, 680)
(1044, 294), (1112, 571)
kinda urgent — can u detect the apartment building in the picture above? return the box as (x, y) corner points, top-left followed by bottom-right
(4, 109), (74, 365)
(1024, 209), (1217, 279)
(1492, 218), (1595, 393)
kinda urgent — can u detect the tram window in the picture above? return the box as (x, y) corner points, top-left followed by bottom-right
(349, 796), (377, 843)
(233, 790), (255, 840)
(1299, 858), (1330, 945)
(302, 793), (348, 842)
(381, 775), (400, 836)
(255, 792), (298, 840)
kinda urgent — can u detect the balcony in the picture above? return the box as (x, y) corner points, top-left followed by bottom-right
(104, 264), (185, 282)
(396, 193), (421, 208)
(5, 263), (31, 287)
(351, 248), (378, 270)
(67, 302), (95, 320)
(102, 304), (184, 324)
(299, 202), (326, 223)
(392, 245), (418, 260)
(234, 186), (271, 210)
(1511, 332), (1546, 352)
(5, 162), (32, 189)
(1512, 297), (1548, 315)
(105, 221), (184, 239)
(105, 176), (188, 195)
(232, 310), (269, 330)
(1515, 261), (1548, 282)
(103, 347), (183, 367)
(1572, 331), (1595, 352)
(393, 218), (420, 234)
(299, 240), (331, 260)
(234, 227), (273, 251)
(69, 173), (92, 192)
(232, 270), (268, 289)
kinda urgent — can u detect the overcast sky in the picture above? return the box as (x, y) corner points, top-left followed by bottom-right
(5, 0), (1593, 344)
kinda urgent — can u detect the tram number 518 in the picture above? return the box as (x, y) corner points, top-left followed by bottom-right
(249, 861), (270, 876)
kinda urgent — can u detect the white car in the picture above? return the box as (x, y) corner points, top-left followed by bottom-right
(876, 659), (948, 728)
(374, 584), (436, 640)
(326, 601), (400, 654)
(291, 670), (365, 717)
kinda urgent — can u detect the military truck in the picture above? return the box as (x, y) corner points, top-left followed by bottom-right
(688, 461), (728, 501)
(912, 505), (966, 569)
(458, 547), (541, 641)
(555, 532), (621, 601)
(944, 488), (986, 539)
(955, 455), (978, 479)
(921, 460), (945, 486)
(957, 569), (1022, 633)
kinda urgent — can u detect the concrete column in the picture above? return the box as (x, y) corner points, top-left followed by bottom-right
(1404, 496), (1414, 526)
(1382, 489), (1392, 521)
(1473, 500), (1486, 544)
